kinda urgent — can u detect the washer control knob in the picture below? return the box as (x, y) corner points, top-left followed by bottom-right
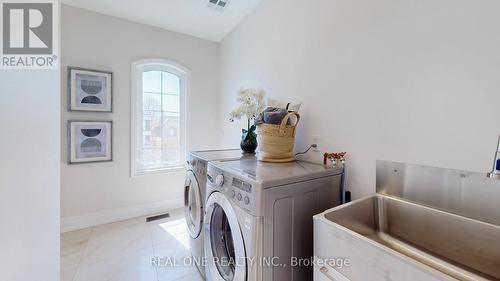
(231, 190), (236, 198)
(236, 193), (242, 201)
(215, 175), (224, 186)
(244, 196), (250, 205)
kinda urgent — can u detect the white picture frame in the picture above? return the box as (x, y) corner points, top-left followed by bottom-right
(68, 67), (113, 112)
(68, 121), (112, 164)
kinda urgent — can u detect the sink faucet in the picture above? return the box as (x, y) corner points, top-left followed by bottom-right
(487, 135), (500, 179)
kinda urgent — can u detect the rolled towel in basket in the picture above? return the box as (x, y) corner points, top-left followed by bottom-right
(263, 109), (288, 124)
(255, 107), (286, 125)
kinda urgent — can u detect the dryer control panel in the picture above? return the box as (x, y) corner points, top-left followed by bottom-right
(232, 178), (252, 193)
(207, 164), (257, 214)
(230, 177), (252, 206)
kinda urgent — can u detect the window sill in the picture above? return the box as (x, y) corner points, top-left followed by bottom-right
(132, 165), (186, 177)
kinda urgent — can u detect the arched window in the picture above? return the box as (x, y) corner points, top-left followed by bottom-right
(131, 59), (188, 176)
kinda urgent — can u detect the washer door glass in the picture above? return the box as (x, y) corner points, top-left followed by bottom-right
(205, 192), (246, 281)
(211, 203), (236, 280)
(184, 170), (202, 238)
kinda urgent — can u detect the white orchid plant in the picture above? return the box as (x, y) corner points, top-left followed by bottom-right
(229, 88), (266, 147)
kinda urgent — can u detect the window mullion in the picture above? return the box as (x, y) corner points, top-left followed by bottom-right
(160, 71), (164, 166)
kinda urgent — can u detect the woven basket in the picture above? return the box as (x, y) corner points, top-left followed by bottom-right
(257, 112), (300, 162)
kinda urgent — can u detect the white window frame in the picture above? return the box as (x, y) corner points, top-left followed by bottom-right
(130, 59), (189, 177)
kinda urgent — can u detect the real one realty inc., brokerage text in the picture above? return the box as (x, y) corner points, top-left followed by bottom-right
(151, 256), (351, 269)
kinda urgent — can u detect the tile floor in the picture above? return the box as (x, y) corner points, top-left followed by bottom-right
(61, 208), (203, 281)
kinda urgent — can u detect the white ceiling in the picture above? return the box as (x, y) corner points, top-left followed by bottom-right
(61, 0), (261, 42)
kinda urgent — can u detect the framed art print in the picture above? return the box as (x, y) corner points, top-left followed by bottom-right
(68, 67), (113, 112)
(68, 121), (112, 164)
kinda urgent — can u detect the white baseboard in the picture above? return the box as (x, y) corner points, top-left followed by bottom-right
(61, 198), (184, 233)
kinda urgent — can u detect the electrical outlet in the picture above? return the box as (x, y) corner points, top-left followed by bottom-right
(311, 134), (320, 152)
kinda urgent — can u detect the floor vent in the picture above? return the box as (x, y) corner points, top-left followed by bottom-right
(146, 212), (170, 222)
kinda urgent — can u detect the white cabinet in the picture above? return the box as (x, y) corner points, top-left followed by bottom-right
(314, 265), (351, 281)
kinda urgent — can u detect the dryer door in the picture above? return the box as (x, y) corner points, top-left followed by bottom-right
(184, 170), (202, 239)
(204, 192), (246, 281)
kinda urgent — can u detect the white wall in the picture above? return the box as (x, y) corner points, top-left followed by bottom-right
(0, 54), (60, 281)
(220, 0), (500, 198)
(61, 5), (221, 231)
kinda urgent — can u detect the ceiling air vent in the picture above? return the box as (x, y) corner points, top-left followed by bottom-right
(207, 0), (230, 12)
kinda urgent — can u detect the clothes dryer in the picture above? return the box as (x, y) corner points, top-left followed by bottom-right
(204, 159), (343, 281)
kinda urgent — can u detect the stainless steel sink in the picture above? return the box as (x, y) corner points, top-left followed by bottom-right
(324, 194), (500, 281)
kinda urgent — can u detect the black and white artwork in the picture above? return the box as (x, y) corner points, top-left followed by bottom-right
(68, 121), (112, 164)
(69, 67), (112, 112)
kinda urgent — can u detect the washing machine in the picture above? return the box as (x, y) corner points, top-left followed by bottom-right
(204, 158), (344, 281)
(184, 150), (255, 279)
